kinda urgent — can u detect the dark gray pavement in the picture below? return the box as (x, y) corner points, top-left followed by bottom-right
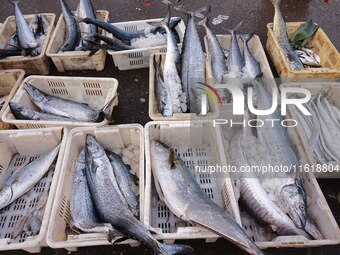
(0, 0), (339, 254)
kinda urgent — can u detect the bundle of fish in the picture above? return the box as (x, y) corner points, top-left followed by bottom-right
(0, 145), (60, 241)
(292, 92), (340, 165)
(9, 83), (114, 122)
(0, 0), (50, 59)
(203, 6), (262, 103)
(70, 135), (194, 255)
(226, 80), (323, 242)
(154, 5), (208, 116)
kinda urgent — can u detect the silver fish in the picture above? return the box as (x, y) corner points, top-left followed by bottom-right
(70, 149), (115, 235)
(75, 0), (97, 51)
(9, 101), (81, 122)
(227, 27), (244, 74)
(106, 149), (139, 218)
(24, 83), (110, 122)
(59, 0), (79, 52)
(229, 131), (311, 239)
(85, 135), (193, 255)
(0, 145), (60, 210)
(11, 0), (38, 52)
(240, 32), (261, 80)
(154, 55), (173, 117)
(177, 6), (206, 114)
(269, 0), (303, 70)
(252, 79), (307, 228)
(150, 140), (264, 255)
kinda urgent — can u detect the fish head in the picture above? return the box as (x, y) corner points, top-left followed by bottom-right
(9, 102), (34, 119)
(281, 184), (307, 228)
(29, 15), (40, 34)
(151, 140), (178, 170)
(85, 134), (105, 159)
(0, 185), (13, 210)
(24, 83), (45, 102)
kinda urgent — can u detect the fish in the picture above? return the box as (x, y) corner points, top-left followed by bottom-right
(24, 83), (113, 122)
(0, 144), (60, 210)
(0, 48), (22, 59)
(240, 32), (262, 80)
(150, 140), (264, 255)
(89, 33), (134, 51)
(9, 101), (81, 122)
(252, 79), (307, 229)
(154, 55), (173, 116)
(177, 6), (206, 114)
(29, 14), (50, 56)
(4, 34), (19, 50)
(70, 149), (115, 236)
(81, 16), (181, 43)
(75, 0), (97, 51)
(295, 48), (321, 67)
(226, 24), (244, 74)
(269, 0), (303, 71)
(85, 135), (194, 255)
(229, 131), (311, 239)
(201, 7), (227, 84)
(156, 5), (186, 114)
(59, 0), (79, 52)
(11, 0), (38, 53)
(106, 149), (139, 218)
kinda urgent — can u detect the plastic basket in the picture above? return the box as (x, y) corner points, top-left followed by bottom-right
(46, 125), (144, 251)
(107, 17), (185, 70)
(0, 14), (56, 75)
(46, 10), (109, 72)
(0, 69), (25, 130)
(1, 75), (118, 129)
(0, 127), (67, 252)
(144, 121), (241, 243)
(149, 53), (220, 121)
(218, 120), (340, 248)
(282, 81), (340, 178)
(266, 22), (340, 82)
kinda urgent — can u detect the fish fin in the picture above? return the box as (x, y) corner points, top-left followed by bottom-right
(197, 6), (211, 26)
(146, 4), (171, 28)
(174, 5), (207, 19)
(107, 229), (122, 242)
(269, 0), (281, 5)
(153, 174), (166, 203)
(223, 20), (243, 33)
(112, 236), (129, 245)
(160, 243), (194, 255)
(239, 31), (255, 43)
(10, 0), (20, 4)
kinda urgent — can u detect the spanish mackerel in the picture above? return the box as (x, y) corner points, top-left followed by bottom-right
(0, 145), (60, 210)
(85, 135), (193, 255)
(269, 0), (303, 70)
(177, 6), (206, 113)
(150, 140), (264, 255)
(252, 79), (307, 228)
(59, 0), (79, 52)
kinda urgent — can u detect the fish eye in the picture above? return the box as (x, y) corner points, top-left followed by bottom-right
(88, 142), (93, 146)
(18, 107), (22, 111)
(299, 205), (305, 211)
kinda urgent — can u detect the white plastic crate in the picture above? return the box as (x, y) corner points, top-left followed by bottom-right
(1, 75), (118, 129)
(0, 127), (67, 252)
(149, 53), (220, 121)
(218, 121), (340, 248)
(0, 14), (56, 75)
(144, 121), (241, 243)
(0, 69), (25, 130)
(46, 125), (144, 251)
(282, 82), (340, 178)
(204, 34), (277, 119)
(46, 10), (109, 72)
(107, 17), (185, 70)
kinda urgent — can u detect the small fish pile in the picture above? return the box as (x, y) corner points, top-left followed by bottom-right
(292, 92), (340, 164)
(150, 140), (264, 255)
(0, 145), (60, 240)
(226, 80), (323, 242)
(77, 6), (181, 52)
(0, 1), (50, 59)
(70, 135), (193, 255)
(203, 6), (262, 102)
(9, 83), (114, 122)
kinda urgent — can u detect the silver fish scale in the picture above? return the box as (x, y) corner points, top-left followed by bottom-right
(151, 145), (223, 233)
(0, 154), (54, 242)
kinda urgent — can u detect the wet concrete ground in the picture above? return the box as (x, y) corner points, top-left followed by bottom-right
(0, 0), (340, 254)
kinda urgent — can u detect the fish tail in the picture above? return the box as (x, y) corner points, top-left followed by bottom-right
(10, 0), (20, 4)
(99, 94), (118, 121)
(146, 4), (171, 29)
(159, 243), (194, 255)
(240, 31), (255, 43)
(197, 6), (211, 26)
(175, 5), (207, 18)
(269, 0), (281, 6)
